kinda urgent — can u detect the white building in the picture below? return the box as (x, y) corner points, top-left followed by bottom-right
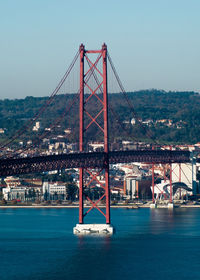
(4, 176), (21, 188)
(33, 121), (41, 131)
(42, 182), (66, 200)
(151, 180), (192, 200)
(131, 118), (136, 125)
(172, 163), (196, 190)
(118, 164), (142, 178)
(89, 142), (104, 151)
(125, 177), (139, 199)
(3, 187), (27, 201)
(64, 128), (71, 134)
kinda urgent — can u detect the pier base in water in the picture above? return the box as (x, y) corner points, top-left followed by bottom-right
(168, 203), (174, 209)
(150, 203), (157, 209)
(73, 224), (114, 235)
(150, 202), (174, 209)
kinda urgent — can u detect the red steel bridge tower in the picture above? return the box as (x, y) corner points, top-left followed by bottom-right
(73, 43), (113, 234)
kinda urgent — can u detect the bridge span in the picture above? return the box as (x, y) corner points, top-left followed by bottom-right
(0, 149), (190, 177)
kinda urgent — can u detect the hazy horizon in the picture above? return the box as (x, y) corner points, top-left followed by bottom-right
(1, 0), (200, 99)
(0, 88), (199, 101)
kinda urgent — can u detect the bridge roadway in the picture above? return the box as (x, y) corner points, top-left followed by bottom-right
(0, 149), (190, 177)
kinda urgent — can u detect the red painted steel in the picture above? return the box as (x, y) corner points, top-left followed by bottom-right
(152, 163), (155, 203)
(152, 146), (155, 203)
(164, 165), (166, 182)
(179, 163), (181, 198)
(102, 43), (110, 223)
(79, 168), (83, 224)
(86, 50), (102, 54)
(170, 147), (173, 203)
(78, 43), (110, 224)
(79, 44), (84, 224)
(79, 44), (84, 152)
(155, 184), (168, 200)
(170, 165), (172, 202)
(102, 43), (109, 154)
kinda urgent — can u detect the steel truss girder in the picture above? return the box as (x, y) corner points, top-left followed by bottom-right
(0, 150), (190, 177)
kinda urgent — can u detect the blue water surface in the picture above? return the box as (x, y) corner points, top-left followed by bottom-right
(0, 207), (200, 280)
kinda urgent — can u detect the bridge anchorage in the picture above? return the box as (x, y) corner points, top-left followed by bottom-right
(73, 43), (114, 235)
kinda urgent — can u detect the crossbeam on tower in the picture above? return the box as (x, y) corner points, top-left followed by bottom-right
(73, 43), (113, 235)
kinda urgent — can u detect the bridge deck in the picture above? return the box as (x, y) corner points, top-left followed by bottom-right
(0, 150), (190, 177)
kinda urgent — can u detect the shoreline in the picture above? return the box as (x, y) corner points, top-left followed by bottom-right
(0, 204), (200, 209)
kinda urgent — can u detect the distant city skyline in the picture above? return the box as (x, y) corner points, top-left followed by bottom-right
(0, 0), (200, 99)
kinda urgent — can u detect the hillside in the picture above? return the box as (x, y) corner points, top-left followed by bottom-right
(0, 90), (199, 145)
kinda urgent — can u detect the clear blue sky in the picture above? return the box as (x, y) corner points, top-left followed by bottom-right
(0, 0), (200, 99)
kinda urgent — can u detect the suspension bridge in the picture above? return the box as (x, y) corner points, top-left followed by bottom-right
(0, 44), (193, 234)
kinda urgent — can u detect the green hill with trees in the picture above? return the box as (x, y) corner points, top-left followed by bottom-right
(0, 90), (199, 145)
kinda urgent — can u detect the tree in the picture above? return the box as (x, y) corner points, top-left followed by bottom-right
(1, 90), (200, 146)
(11, 199), (17, 205)
(134, 190), (138, 199)
(35, 199), (40, 204)
(56, 199), (62, 204)
(44, 190), (48, 201)
(66, 182), (78, 202)
(1, 199), (7, 205)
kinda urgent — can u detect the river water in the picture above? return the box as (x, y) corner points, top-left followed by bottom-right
(0, 207), (200, 280)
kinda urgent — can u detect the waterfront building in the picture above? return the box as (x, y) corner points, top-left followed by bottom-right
(125, 177), (139, 199)
(151, 180), (192, 200)
(124, 177), (152, 200)
(3, 186), (27, 201)
(88, 142), (104, 152)
(42, 182), (66, 200)
(4, 176), (21, 188)
(172, 163), (197, 191)
(33, 121), (41, 131)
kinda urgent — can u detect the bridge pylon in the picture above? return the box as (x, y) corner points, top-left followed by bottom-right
(74, 43), (113, 235)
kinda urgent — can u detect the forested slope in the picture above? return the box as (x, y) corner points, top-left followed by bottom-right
(0, 90), (199, 144)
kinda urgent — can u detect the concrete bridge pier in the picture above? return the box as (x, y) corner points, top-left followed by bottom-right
(73, 224), (114, 235)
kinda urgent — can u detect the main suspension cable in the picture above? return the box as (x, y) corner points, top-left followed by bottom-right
(0, 50), (80, 150)
(5, 93), (80, 159)
(107, 52), (158, 145)
(85, 58), (138, 143)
